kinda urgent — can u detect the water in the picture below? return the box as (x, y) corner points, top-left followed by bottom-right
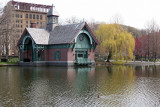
(0, 65), (160, 107)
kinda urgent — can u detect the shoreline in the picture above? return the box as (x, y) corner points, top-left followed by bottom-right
(1, 61), (160, 67)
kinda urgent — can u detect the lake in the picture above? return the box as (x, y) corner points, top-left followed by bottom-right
(0, 65), (160, 107)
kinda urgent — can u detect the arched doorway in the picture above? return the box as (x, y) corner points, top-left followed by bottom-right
(75, 33), (91, 65)
(23, 38), (33, 62)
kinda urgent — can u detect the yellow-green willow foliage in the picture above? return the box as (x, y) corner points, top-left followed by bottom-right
(95, 24), (135, 61)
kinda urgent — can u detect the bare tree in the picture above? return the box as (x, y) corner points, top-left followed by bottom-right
(0, 2), (14, 59)
(145, 20), (160, 61)
(65, 16), (80, 24)
(109, 13), (123, 24)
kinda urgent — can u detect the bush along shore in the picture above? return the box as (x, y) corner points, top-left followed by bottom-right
(0, 58), (19, 66)
(95, 60), (160, 66)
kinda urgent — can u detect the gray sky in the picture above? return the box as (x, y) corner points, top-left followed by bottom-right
(1, 0), (160, 29)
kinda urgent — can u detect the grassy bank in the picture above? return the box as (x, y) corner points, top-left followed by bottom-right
(95, 57), (125, 65)
(0, 58), (19, 65)
(111, 61), (125, 65)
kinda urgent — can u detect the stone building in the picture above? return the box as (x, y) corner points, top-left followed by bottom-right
(4, 0), (51, 55)
(17, 5), (98, 66)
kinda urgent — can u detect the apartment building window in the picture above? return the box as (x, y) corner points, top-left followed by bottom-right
(28, 6), (30, 10)
(40, 15), (42, 20)
(26, 14), (28, 19)
(33, 14), (35, 19)
(37, 15), (39, 19)
(21, 6), (24, 9)
(17, 20), (19, 23)
(21, 25), (22, 28)
(21, 20), (22, 23)
(21, 15), (22, 18)
(17, 14), (19, 18)
(30, 14), (32, 19)
(25, 6), (27, 10)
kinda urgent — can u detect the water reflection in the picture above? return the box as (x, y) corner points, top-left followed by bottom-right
(0, 65), (160, 106)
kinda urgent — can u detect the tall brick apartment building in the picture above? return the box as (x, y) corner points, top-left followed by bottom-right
(5, 0), (51, 55)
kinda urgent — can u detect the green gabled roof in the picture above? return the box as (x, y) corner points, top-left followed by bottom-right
(18, 22), (99, 45)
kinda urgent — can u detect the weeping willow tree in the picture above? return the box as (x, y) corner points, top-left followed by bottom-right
(95, 24), (135, 62)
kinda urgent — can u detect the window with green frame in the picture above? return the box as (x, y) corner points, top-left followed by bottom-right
(54, 51), (61, 60)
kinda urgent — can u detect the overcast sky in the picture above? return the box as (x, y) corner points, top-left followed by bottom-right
(1, 0), (160, 29)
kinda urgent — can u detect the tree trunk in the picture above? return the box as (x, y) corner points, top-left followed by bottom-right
(5, 22), (9, 60)
(107, 51), (112, 62)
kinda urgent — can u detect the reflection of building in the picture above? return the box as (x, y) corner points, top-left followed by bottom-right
(5, 1), (51, 55)
(67, 67), (95, 83)
(17, 4), (98, 66)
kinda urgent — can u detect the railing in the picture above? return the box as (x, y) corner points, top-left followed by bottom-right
(76, 58), (91, 65)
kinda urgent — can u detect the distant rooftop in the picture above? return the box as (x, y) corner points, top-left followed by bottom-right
(11, 0), (52, 13)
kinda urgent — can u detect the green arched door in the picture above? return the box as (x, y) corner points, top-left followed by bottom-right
(75, 33), (91, 65)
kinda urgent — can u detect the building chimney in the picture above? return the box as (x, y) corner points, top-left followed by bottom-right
(30, 22), (37, 28)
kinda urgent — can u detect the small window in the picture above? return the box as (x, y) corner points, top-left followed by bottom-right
(55, 18), (57, 23)
(54, 51), (61, 60)
(26, 14), (28, 19)
(78, 54), (83, 58)
(26, 21), (28, 24)
(21, 20), (22, 23)
(33, 14), (35, 19)
(37, 15), (39, 19)
(25, 6), (27, 10)
(21, 15), (22, 18)
(40, 15), (42, 20)
(28, 6), (30, 10)
(30, 14), (32, 19)
(21, 6), (24, 9)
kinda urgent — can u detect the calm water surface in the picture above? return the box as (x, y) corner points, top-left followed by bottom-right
(0, 65), (160, 107)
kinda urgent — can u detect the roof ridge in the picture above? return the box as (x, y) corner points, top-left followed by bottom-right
(58, 22), (85, 27)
